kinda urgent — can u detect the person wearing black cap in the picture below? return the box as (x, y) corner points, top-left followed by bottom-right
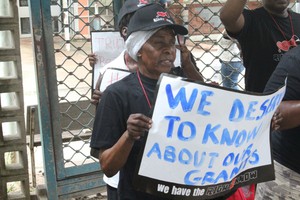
(89, 0), (200, 105)
(90, 3), (205, 200)
(89, 2), (198, 200)
(89, 1), (152, 199)
(89, 2), (152, 200)
(90, 2), (205, 199)
(89, 0), (151, 106)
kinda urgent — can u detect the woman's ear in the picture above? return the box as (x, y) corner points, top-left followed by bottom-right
(121, 27), (128, 38)
(137, 52), (142, 59)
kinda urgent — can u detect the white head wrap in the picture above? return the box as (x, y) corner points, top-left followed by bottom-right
(125, 28), (161, 61)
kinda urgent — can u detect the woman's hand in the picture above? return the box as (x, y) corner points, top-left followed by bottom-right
(88, 53), (97, 67)
(126, 114), (152, 141)
(176, 44), (204, 82)
(90, 73), (103, 105)
(91, 89), (102, 105)
(176, 44), (192, 67)
(271, 109), (283, 131)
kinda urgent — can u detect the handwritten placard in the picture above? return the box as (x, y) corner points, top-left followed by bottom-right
(91, 31), (125, 89)
(100, 68), (131, 92)
(134, 74), (286, 199)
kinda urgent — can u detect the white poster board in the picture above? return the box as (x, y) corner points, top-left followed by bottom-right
(91, 31), (125, 89)
(134, 74), (286, 199)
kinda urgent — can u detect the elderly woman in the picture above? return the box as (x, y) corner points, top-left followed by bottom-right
(90, 3), (206, 200)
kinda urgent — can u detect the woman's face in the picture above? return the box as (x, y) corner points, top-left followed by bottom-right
(138, 27), (176, 79)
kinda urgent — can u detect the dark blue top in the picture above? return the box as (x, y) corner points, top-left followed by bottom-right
(264, 45), (300, 174)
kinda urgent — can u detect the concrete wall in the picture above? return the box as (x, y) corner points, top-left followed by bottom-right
(0, 0), (30, 199)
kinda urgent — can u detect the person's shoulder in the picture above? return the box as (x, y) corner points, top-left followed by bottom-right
(271, 47), (300, 76)
(102, 50), (127, 72)
(240, 7), (263, 31)
(289, 10), (300, 21)
(289, 45), (300, 55)
(243, 7), (266, 18)
(282, 46), (300, 59)
(278, 46), (300, 68)
(289, 9), (300, 16)
(100, 52), (127, 73)
(105, 73), (136, 91)
(240, 7), (268, 33)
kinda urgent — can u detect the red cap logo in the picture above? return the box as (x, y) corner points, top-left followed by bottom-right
(156, 11), (169, 18)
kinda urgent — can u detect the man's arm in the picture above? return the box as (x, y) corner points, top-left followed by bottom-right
(219, 0), (247, 34)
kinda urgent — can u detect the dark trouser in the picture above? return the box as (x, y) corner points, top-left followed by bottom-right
(107, 185), (118, 200)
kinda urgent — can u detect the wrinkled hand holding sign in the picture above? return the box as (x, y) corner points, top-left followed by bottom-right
(134, 74), (286, 199)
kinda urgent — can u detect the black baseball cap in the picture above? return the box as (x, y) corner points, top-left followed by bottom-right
(117, 0), (151, 26)
(127, 3), (188, 36)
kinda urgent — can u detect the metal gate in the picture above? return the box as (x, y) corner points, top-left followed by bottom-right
(28, 0), (298, 199)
